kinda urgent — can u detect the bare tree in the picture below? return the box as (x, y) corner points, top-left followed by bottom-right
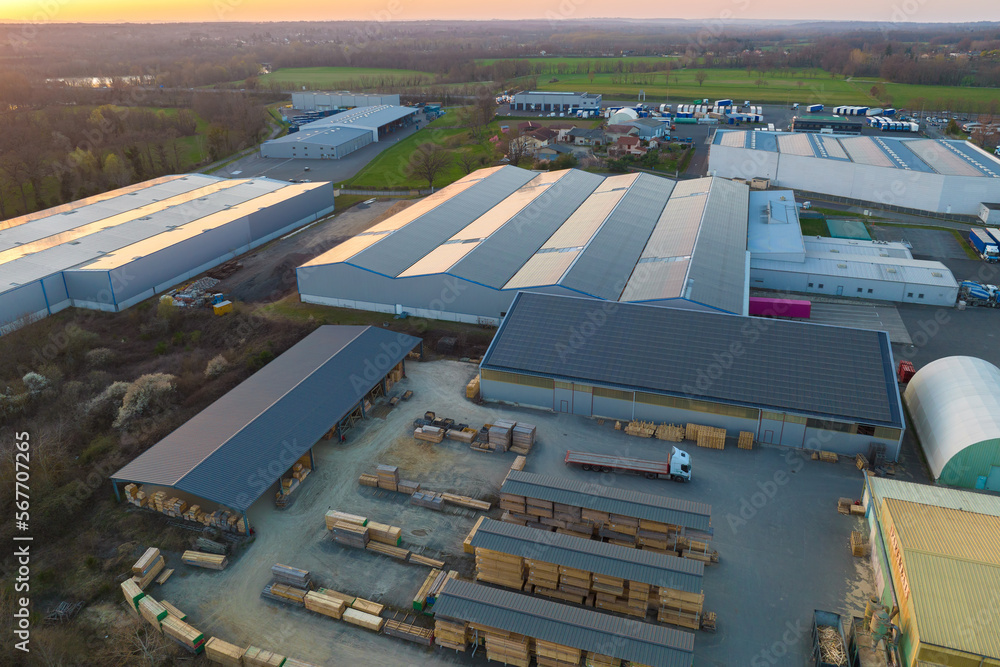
(694, 70), (708, 87)
(407, 143), (453, 190)
(495, 127), (530, 167)
(457, 151), (482, 174)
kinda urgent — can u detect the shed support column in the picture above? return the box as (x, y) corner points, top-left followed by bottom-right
(243, 514), (250, 534)
(309, 448), (316, 471)
(359, 400), (366, 419)
(112, 481), (121, 503)
(381, 376), (387, 395)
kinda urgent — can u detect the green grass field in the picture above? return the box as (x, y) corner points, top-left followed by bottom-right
(478, 56), (678, 67)
(257, 66), (435, 89)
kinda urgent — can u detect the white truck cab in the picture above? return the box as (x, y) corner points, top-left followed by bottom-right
(670, 446), (692, 481)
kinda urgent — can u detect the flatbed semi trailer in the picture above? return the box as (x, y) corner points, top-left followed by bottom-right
(564, 448), (691, 482)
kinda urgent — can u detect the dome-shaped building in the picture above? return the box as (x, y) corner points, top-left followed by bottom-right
(904, 356), (1000, 489)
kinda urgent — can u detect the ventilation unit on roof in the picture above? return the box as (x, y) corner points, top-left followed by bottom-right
(68, 241), (80, 245)
(61, 211), (77, 215)
(932, 272), (943, 277)
(837, 263), (847, 268)
(887, 268), (897, 273)
(830, 249), (840, 253)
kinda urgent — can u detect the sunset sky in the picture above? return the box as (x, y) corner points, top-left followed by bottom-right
(0, 0), (996, 24)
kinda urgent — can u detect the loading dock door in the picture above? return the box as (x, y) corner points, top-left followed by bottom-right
(987, 466), (1000, 491)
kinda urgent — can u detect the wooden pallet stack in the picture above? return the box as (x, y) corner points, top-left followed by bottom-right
(243, 646), (286, 667)
(325, 510), (367, 530)
(414, 425), (445, 443)
(181, 551), (228, 570)
(331, 521), (370, 548)
(851, 531), (869, 557)
(738, 431), (755, 450)
(131, 547), (166, 590)
(304, 591), (346, 619)
(475, 548), (525, 588)
(696, 426), (726, 450)
(624, 420), (656, 438)
(489, 419), (516, 451)
(411, 491), (444, 510)
(358, 473), (378, 487)
(205, 637), (245, 666)
(376, 465), (400, 491)
(838, 497), (854, 515)
(466, 374), (481, 399)
(657, 589), (705, 629)
(685, 423), (701, 441)
(161, 614), (205, 654)
(654, 423), (685, 442)
(271, 564), (314, 590)
(510, 423), (536, 454)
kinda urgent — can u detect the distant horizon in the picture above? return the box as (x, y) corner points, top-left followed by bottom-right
(1, 0), (999, 26)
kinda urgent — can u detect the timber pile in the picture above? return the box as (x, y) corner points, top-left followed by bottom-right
(325, 510), (367, 530)
(434, 618), (470, 650)
(121, 579), (145, 610)
(414, 426), (445, 443)
(398, 479), (421, 494)
(123, 485), (245, 533)
(160, 600), (186, 621)
(265, 583), (308, 606)
(409, 553), (446, 568)
(851, 531), (869, 557)
(817, 625), (848, 666)
(655, 423), (684, 442)
(466, 374), (481, 399)
(411, 491), (444, 510)
(475, 548), (525, 588)
(315, 587), (356, 607)
(510, 455), (527, 474)
(358, 473), (379, 487)
(486, 633), (531, 667)
(676, 536), (720, 563)
(850, 504), (866, 516)
(131, 548), (166, 590)
(304, 591), (346, 619)
(367, 521), (402, 546)
(161, 614), (205, 654)
(624, 420), (656, 438)
(413, 569), (442, 611)
(537, 639), (582, 666)
(445, 428), (476, 444)
(814, 450), (839, 463)
(837, 498), (853, 515)
(586, 652), (622, 666)
(738, 431), (755, 450)
(464, 516), (486, 554)
(367, 541), (410, 560)
(243, 646), (286, 667)
(489, 419), (516, 451)
(271, 564), (314, 590)
(384, 618), (434, 646)
(511, 423), (536, 454)
(658, 589), (705, 629)
(441, 493), (491, 511)
(351, 598), (385, 616)
(181, 551), (228, 570)
(205, 636), (244, 666)
(138, 596), (168, 628)
(155, 569), (173, 586)
(195, 537), (227, 555)
(332, 521), (370, 548)
(376, 464), (400, 491)
(343, 608), (385, 632)
(685, 423), (701, 441)
(696, 426), (726, 450)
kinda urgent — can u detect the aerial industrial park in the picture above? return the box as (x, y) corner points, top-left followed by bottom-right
(3, 11), (1000, 667)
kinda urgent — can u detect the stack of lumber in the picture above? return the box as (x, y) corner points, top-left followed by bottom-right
(367, 541), (410, 560)
(738, 431), (755, 450)
(271, 564), (314, 590)
(290, 462), (310, 482)
(486, 633), (531, 667)
(384, 618), (434, 646)
(161, 614), (205, 654)
(441, 493), (491, 511)
(851, 531), (869, 557)
(358, 473), (379, 487)
(183, 505), (205, 523)
(332, 521), (370, 548)
(475, 548), (525, 588)
(304, 591), (346, 619)
(685, 423), (701, 441)
(676, 536), (719, 563)
(429, 570), (459, 606)
(510, 455), (527, 473)
(160, 600), (187, 621)
(466, 374), (481, 399)
(850, 504), (866, 516)
(124, 483), (147, 507)
(367, 521), (402, 546)
(696, 426), (726, 450)
(398, 479), (421, 494)
(701, 611), (717, 633)
(445, 428), (476, 444)
(376, 465), (400, 491)
(837, 498), (853, 515)
(655, 423), (684, 442)
(817, 450), (839, 463)
(181, 551), (228, 570)
(489, 419), (516, 451)
(624, 420), (656, 438)
(410, 553), (446, 568)
(264, 583), (308, 606)
(325, 510), (367, 530)
(658, 589), (704, 629)
(243, 646), (286, 667)
(586, 653), (622, 667)
(351, 598), (385, 616)
(464, 516), (486, 554)
(434, 618), (470, 650)
(131, 547), (166, 590)
(314, 587), (356, 607)
(410, 491), (444, 511)
(413, 569), (442, 611)
(389, 362), (404, 383)
(511, 423), (536, 454)
(205, 637), (244, 666)
(138, 596), (168, 629)
(121, 579), (145, 611)
(155, 569), (174, 585)
(123, 484), (243, 533)
(343, 608), (385, 632)
(284, 659), (323, 667)
(195, 537), (227, 555)
(536, 639), (583, 667)
(414, 426), (445, 443)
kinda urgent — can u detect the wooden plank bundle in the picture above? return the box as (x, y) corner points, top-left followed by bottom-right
(398, 479), (421, 495)
(304, 590), (346, 619)
(133, 548), (161, 576)
(332, 521), (370, 548)
(376, 464), (400, 491)
(510, 455), (527, 473)
(738, 431), (755, 450)
(161, 614), (205, 653)
(489, 419), (516, 451)
(155, 569), (174, 586)
(204, 637), (244, 666)
(441, 493), (491, 511)
(271, 563), (314, 589)
(413, 426), (445, 444)
(413, 569), (442, 611)
(486, 632), (531, 667)
(325, 510), (367, 530)
(243, 646), (286, 667)
(434, 618), (469, 650)
(126, 485), (248, 534)
(314, 587), (356, 607)
(138, 596), (168, 629)
(343, 608), (385, 632)
(511, 423), (536, 454)
(358, 473), (379, 487)
(624, 420), (656, 438)
(160, 600), (187, 621)
(121, 579), (145, 610)
(367, 521), (402, 546)
(351, 598), (385, 616)
(464, 516), (486, 554)
(181, 551), (228, 570)
(267, 583), (308, 606)
(696, 426), (726, 450)
(658, 589), (704, 629)
(655, 423), (684, 442)
(409, 553), (446, 568)
(536, 638), (583, 666)
(475, 548), (525, 588)
(466, 374), (481, 399)
(851, 531), (869, 557)
(446, 428), (476, 444)
(366, 541), (410, 560)
(410, 491), (444, 511)
(837, 498), (853, 515)
(132, 556), (166, 590)
(384, 618), (434, 646)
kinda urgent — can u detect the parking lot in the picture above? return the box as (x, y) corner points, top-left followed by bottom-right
(157, 359), (878, 666)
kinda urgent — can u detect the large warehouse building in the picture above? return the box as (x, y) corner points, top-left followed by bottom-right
(862, 477), (1000, 666)
(0, 175), (334, 334)
(297, 166), (751, 323)
(747, 190), (959, 305)
(480, 291), (904, 458)
(511, 91), (602, 113)
(111, 325), (421, 532)
(260, 105), (418, 160)
(904, 356), (1000, 490)
(709, 130), (1000, 216)
(291, 92), (401, 111)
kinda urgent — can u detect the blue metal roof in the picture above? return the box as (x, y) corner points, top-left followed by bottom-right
(878, 138), (936, 173)
(433, 579), (695, 667)
(112, 326), (421, 512)
(942, 141), (1000, 178)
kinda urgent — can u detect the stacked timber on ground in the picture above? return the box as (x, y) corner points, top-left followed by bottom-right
(445, 427), (477, 444)
(466, 374), (481, 399)
(122, 484), (245, 533)
(359, 472), (378, 487)
(499, 471), (716, 562)
(411, 490), (444, 510)
(738, 431), (755, 450)
(433, 579), (695, 667)
(271, 564), (314, 590)
(243, 646), (286, 666)
(510, 423), (536, 454)
(181, 551), (228, 570)
(470, 518), (706, 626)
(384, 617), (435, 646)
(489, 419), (516, 451)
(509, 455), (527, 475)
(304, 591), (346, 619)
(655, 423), (685, 442)
(131, 547), (166, 590)
(695, 426), (726, 450)
(331, 521), (370, 548)
(324, 510), (367, 530)
(360, 465), (492, 512)
(205, 637), (244, 666)
(625, 420), (656, 438)
(414, 425), (445, 443)
(398, 479), (421, 494)
(162, 614), (206, 654)
(463, 516), (486, 554)
(376, 465), (400, 491)
(413, 569), (458, 611)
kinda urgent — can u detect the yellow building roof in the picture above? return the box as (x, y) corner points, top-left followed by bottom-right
(884, 497), (1000, 658)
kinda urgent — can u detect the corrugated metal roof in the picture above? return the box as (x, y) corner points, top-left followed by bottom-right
(502, 470), (712, 532)
(906, 139), (986, 177)
(719, 131), (746, 148)
(471, 518), (703, 592)
(685, 178), (749, 314)
(886, 497), (1000, 565)
(299, 230), (390, 267)
(261, 125), (372, 149)
(777, 133), (814, 156)
(618, 258), (691, 302)
(483, 292), (903, 428)
(560, 173), (673, 300)
(750, 254), (957, 288)
(504, 249), (581, 289)
(867, 477), (1000, 520)
(112, 326), (421, 512)
(434, 579), (695, 667)
(297, 104), (417, 131)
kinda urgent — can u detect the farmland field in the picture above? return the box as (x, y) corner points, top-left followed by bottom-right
(257, 66), (435, 89)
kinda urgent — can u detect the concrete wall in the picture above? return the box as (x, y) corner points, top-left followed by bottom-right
(709, 143), (780, 181)
(749, 266), (958, 307)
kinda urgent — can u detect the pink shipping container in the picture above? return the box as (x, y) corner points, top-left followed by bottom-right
(748, 297), (811, 319)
